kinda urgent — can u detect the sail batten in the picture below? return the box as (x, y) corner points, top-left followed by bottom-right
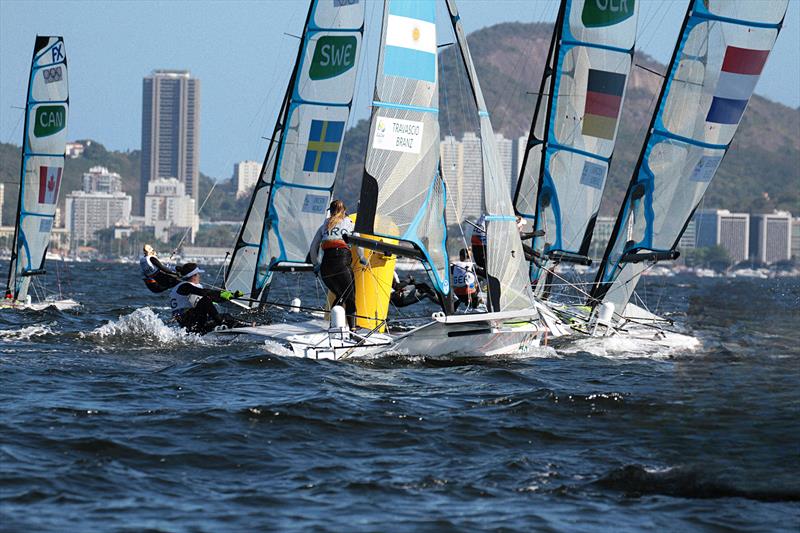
(5, 36), (69, 303)
(590, 0), (789, 314)
(225, 0), (365, 304)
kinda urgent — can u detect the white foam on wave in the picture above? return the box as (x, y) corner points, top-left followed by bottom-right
(260, 339), (294, 357)
(82, 307), (207, 347)
(0, 324), (55, 340)
(559, 330), (700, 359)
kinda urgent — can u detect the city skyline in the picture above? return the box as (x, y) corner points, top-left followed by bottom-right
(1, 0), (798, 181)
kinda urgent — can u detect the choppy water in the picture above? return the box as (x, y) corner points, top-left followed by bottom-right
(1, 262), (798, 531)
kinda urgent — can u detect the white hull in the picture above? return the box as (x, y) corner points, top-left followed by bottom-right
(209, 308), (558, 361)
(0, 298), (80, 311)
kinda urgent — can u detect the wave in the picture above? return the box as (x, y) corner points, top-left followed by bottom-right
(595, 464), (800, 502)
(556, 330), (700, 358)
(0, 324), (55, 340)
(81, 307), (207, 348)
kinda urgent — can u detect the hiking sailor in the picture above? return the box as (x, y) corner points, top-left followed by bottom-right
(309, 199), (366, 329)
(169, 263), (243, 334)
(470, 214), (487, 271)
(451, 249), (484, 311)
(140, 244), (179, 293)
(390, 272), (436, 308)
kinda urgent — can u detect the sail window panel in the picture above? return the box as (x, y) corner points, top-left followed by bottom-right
(414, 176), (449, 289)
(555, 46), (630, 155)
(569, 0), (637, 50)
(646, 141), (725, 250)
(270, 185), (331, 263)
(486, 219), (535, 311)
(704, 0), (789, 25)
(312, 0), (365, 31)
(515, 143), (542, 218)
(547, 150), (608, 253)
(239, 185), (271, 244)
(225, 247), (260, 295)
(279, 104), (349, 187)
(298, 31), (362, 105)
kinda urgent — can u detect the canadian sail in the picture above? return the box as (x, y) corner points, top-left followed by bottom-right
(354, 0), (450, 297)
(444, 0), (534, 311)
(5, 36), (69, 303)
(514, 0), (638, 281)
(591, 0), (788, 313)
(225, 0), (364, 303)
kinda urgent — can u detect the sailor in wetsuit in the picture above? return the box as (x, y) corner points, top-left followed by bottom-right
(139, 244), (179, 293)
(390, 272), (436, 308)
(451, 248), (484, 311)
(308, 199), (366, 329)
(169, 263), (243, 334)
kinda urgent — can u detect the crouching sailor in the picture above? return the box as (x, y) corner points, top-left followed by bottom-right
(169, 263), (243, 334)
(452, 249), (483, 311)
(140, 244), (179, 293)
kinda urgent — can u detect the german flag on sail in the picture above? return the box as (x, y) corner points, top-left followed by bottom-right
(582, 69), (626, 140)
(706, 46), (770, 125)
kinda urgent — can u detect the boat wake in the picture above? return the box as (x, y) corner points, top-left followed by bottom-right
(82, 307), (207, 348)
(556, 330), (700, 359)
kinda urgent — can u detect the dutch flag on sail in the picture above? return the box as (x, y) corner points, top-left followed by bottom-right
(706, 46), (770, 125)
(383, 0), (437, 83)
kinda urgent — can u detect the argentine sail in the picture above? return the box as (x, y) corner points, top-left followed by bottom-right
(5, 36), (69, 303)
(591, 0), (788, 313)
(514, 0), (638, 281)
(225, 0), (364, 304)
(354, 0), (450, 298)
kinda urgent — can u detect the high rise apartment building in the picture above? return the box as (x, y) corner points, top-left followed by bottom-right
(695, 209), (750, 263)
(144, 178), (198, 243)
(82, 166), (122, 194)
(140, 70), (200, 214)
(233, 160), (261, 199)
(65, 191), (132, 247)
(750, 211), (792, 264)
(494, 133), (514, 193)
(792, 218), (800, 260)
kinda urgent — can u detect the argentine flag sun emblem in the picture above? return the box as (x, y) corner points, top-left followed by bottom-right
(383, 0), (436, 83)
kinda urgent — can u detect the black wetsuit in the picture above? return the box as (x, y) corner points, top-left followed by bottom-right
(391, 276), (436, 308)
(320, 248), (357, 328)
(169, 282), (238, 334)
(141, 255), (179, 293)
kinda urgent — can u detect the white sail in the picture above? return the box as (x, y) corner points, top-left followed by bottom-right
(354, 0), (450, 297)
(515, 0), (638, 285)
(591, 0), (789, 314)
(5, 36), (69, 303)
(225, 0), (364, 303)
(444, 0), (534, 312)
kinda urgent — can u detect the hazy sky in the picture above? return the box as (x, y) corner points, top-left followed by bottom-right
(1, 0), (798, 180)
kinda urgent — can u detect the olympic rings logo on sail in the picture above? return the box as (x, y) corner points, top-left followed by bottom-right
(42, 66), (63, 84)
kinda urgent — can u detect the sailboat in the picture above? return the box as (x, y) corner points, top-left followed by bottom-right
(214, 0), (564, 358)
(518, 0), (789, 340)
(2, 36), (78, 311)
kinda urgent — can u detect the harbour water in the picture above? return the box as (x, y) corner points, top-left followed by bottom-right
(1, 263), (798, 531)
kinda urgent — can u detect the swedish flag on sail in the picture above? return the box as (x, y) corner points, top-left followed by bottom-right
(303, 120), (344, 173)
(383, 0), (436, 83)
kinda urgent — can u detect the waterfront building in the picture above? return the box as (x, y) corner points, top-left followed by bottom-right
(233, 160), (261, 199)
(695, 209), (750, 262)
(140, 70), (200, 213)
(678, 217), (696, 251)
(750, 211), (792, 264)
(144, 177), (199, 243)
(460, 132), (483, 223)
(65, 191), (132, 247)
(494, 133), (514, 193)
(792, 218), (800, 260)
(82, 166), (123, 194)
(65, 141), (85, 158)
(588, 216), (615, 260)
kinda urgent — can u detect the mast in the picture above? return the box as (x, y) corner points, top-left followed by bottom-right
(443, 0), (535, 312)
(6, 36), (69, 302)
(590, 0), (789, 314)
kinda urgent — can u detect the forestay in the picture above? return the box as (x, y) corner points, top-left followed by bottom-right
(5, 37), (69, 303)
(445, 0), (534, 312)
(225, 0), (364, 304)
(355, 0), (450, 297)
(514, 0), (638, 281)
(591, 0), (788, 313)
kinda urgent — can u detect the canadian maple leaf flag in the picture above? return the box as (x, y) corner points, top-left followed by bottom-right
(38, 166), (62, 204)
